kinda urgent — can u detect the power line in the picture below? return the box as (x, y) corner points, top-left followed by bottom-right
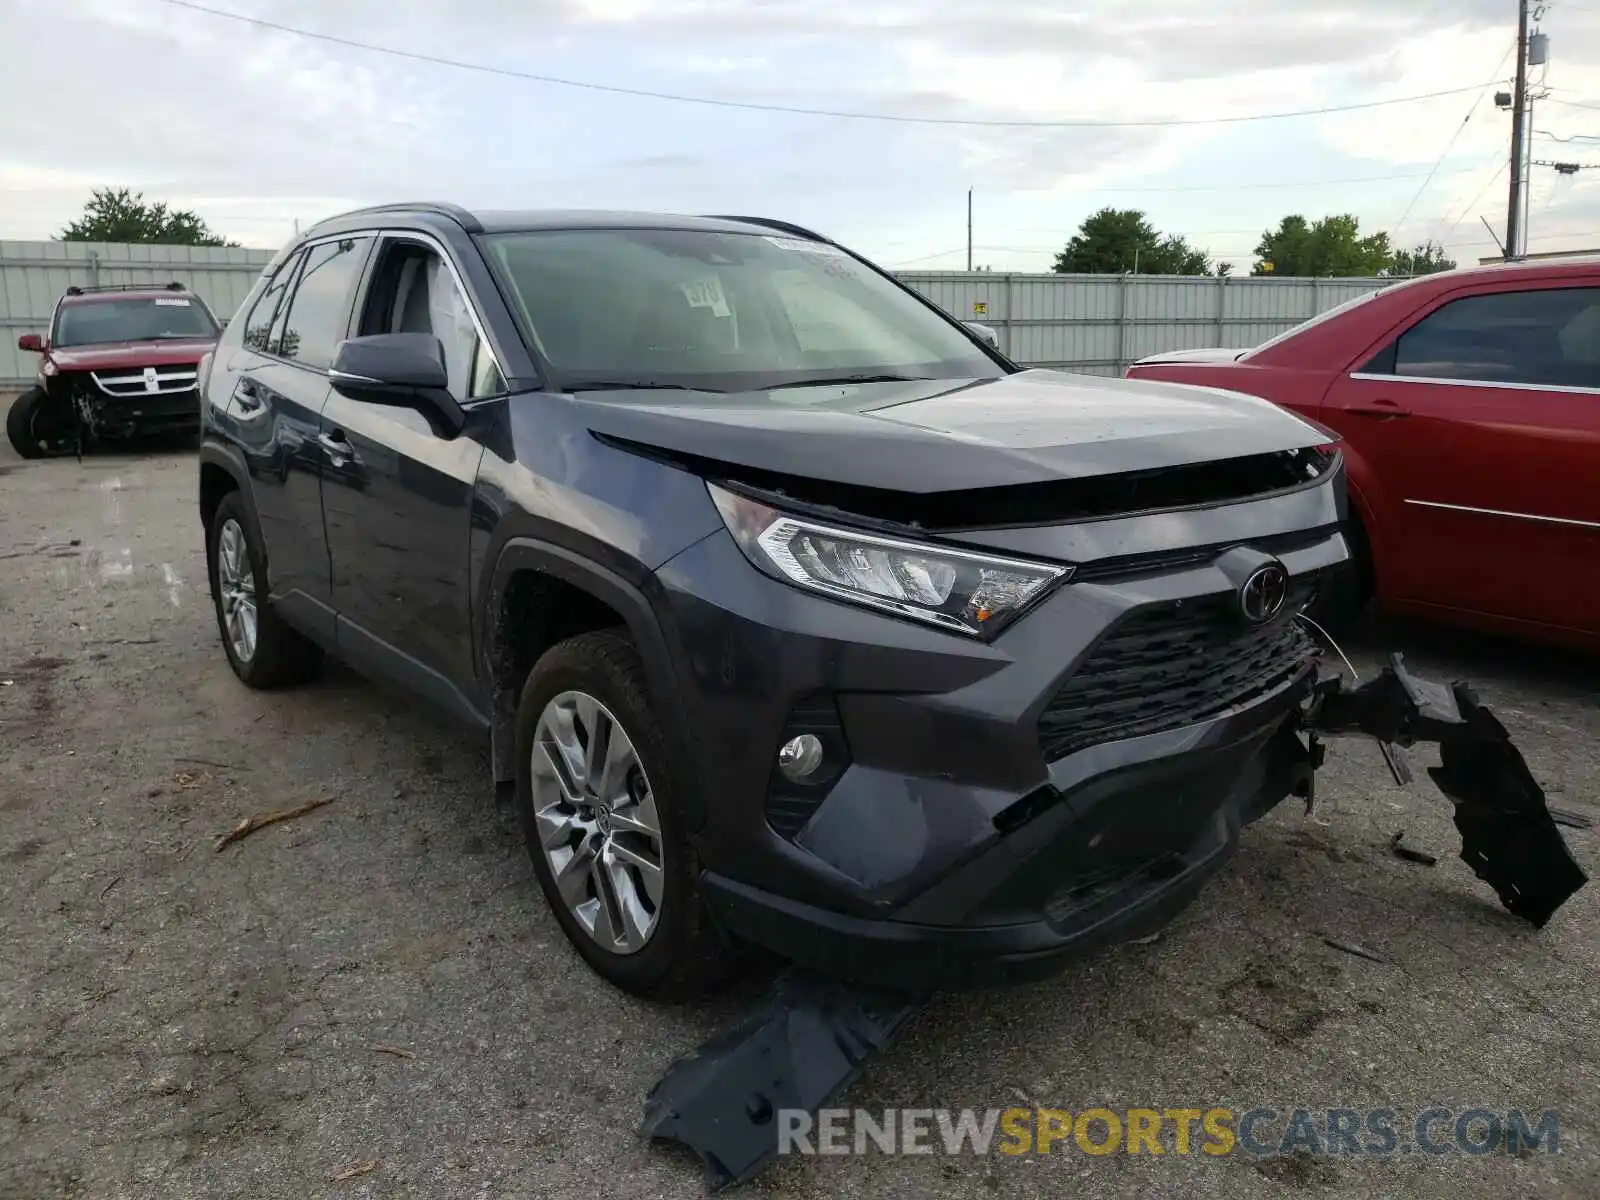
(158, 0), (1506, 130)
(1442, 160), (1510, 239)
(1393, 41), (1516, 240)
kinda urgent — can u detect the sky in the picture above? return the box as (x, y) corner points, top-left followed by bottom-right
(4, 0), (1600, 273)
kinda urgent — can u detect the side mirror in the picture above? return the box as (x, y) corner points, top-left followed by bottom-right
(329, 333), (465, 436)
(963, 321), (999, 350)
(17, 333), (43, 353)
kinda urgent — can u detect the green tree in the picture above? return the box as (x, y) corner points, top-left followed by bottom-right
(1053, 208), (1211, 275)
(58, 187), (236, 246)
(1252, 214), (1393, 276)
(1389, 239), (1456, 276)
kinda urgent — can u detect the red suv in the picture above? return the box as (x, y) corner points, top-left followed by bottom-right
(1126, 259), (1600, 651)
(8, 281), (221, 458)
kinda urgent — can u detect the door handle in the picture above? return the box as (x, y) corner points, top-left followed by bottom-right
(1346, 399), (1411, 418)
(317, 431), (356, 466)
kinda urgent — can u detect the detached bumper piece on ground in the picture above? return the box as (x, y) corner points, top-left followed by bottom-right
(642, 652), (1589, 1191)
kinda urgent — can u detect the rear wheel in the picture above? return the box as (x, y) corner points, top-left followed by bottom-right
(206, 492), (323, 688)
(5, 388), (73, 459)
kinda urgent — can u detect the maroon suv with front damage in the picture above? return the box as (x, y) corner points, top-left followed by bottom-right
(7, 281), (221, 458)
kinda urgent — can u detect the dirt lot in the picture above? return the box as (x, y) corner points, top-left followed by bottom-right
(1, 435), (1596, 1200)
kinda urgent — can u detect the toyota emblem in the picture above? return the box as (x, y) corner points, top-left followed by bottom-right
(1239, 563), (1289, 624)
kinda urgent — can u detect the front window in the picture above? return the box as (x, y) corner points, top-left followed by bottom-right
(481, 228), (1002, 395)
(53, 296), (218, 347)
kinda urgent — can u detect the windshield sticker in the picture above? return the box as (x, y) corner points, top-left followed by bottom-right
(765, 236), (849, 258)
(153, 297), (191, 307)
(679, 276), (731, 318)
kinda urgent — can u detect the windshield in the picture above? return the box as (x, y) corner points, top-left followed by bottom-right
(481, 228), (1003, 395)
(53, 296), (218, 347)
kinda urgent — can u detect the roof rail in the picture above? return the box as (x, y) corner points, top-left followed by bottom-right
(701, 215), (828, 242)
(307, 201), (483, 234)
(63, 281), (188, 297)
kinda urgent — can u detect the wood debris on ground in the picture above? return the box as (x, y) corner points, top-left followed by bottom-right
(214, 797), (334, 851)
(328, 1159), (378, 1182)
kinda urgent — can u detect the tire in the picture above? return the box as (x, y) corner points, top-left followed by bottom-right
(6, 388), (55, 459)
(515, 628), (727, 999)
(206, 492), (323, 688)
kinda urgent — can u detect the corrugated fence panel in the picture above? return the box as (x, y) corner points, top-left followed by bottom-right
(897, 270), (1395, 376)
(2, 241), (1394, 386)
(1, 240), (275, 387)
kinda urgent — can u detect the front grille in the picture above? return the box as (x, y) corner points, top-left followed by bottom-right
(91, 365), (199, 397)
(1037, 576), (1319, 762)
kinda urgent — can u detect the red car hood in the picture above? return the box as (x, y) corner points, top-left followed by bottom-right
(47, 338), (217, 370)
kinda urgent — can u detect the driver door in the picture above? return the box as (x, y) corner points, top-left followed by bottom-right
(319, 234), (505, 724)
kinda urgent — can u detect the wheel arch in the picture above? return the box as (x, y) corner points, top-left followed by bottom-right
(198, 443), (258, 595)
(480, 538), (703, 828)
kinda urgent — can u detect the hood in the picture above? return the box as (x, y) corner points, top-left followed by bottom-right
(1129, 347), (1250, 367)
(573, 368), (1331, 494)
(47, 337), (217, 371)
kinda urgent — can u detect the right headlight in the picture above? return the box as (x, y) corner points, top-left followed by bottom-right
(708, 482), (1072, 639)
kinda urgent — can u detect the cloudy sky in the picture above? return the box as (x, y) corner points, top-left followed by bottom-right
(4, 0), (1600, 271)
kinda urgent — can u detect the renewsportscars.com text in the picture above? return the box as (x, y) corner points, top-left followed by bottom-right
(778, 1106), (1561, 1159)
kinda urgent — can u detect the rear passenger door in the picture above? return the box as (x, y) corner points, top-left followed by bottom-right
(219, 241), (367, 636)
(1327, 281), (1600, 633)
(318, 234), (504, 725)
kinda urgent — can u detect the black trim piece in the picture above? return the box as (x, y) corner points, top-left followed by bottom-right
(336, 616), (490, 732)
(1068, 523), (1343, 583)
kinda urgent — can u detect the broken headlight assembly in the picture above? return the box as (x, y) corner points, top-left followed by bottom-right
(707, 482), (1071, 638)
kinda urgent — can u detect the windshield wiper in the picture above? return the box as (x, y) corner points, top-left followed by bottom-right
(776, 373), (933, 389)
(563, 380), (720, 394)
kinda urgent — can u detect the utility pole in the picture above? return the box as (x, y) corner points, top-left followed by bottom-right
(1506, 0), (1531, 259)
(966, 189), (973, 271)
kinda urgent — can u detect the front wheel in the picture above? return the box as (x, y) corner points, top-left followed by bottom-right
(5, 388), (73, 459)
(515, 629), (728, 999)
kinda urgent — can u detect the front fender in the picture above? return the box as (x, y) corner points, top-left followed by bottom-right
(478, 536), (707, 827)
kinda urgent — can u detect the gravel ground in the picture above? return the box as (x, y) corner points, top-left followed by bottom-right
(1, 436), (1596, 1200)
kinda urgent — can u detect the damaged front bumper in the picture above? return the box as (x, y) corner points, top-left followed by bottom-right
(645, 651), (1588, 1190)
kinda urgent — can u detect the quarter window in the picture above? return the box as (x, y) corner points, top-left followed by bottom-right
(278, 237), (373, 369)
(241, 251), (302, 354)
(1383, 286), (1600, 389)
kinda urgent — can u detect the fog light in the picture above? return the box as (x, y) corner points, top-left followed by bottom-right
(777, 734), (825, 782)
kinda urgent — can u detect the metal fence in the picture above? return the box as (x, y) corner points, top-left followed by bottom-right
(896, 271), (1393, 376)
(1, 238), (1394, 388)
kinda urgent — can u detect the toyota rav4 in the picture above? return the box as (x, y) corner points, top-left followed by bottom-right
(196, 204), (1584, 1002)
(9, 281), (221, 458)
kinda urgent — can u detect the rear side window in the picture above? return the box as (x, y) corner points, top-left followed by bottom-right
(241, 251), (302, 354)
(277, 237), (373, 369)
(1383, 286), (1600, 389)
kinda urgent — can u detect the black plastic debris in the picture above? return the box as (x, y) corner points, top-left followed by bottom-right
(1305, 653), (1588, 928)
(1550, 807), (1595, 832)
(1389, 830), (1439, 867)
(641, 970), (929, 1190)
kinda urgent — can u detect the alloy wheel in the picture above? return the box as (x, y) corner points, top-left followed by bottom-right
(530, 690), (665, 954)
(216, 518), (258, 663)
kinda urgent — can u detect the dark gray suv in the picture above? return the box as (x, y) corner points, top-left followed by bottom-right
(196, 202), (1366, 998)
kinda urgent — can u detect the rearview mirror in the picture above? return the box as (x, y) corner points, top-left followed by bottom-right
(17, 333), (43, 353)
(963, 321), (999, 350)
(329, 333), (465, 436)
